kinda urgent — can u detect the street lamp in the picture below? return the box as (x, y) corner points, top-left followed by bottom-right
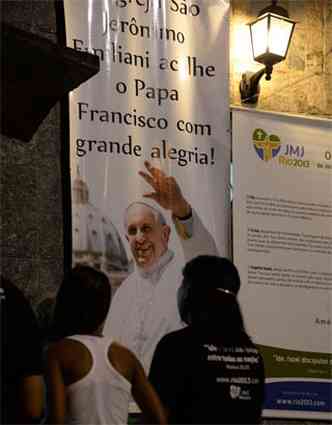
(239, 0), (296, 104)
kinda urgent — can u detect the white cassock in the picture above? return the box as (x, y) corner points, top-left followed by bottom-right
(103, 208), (218, 374)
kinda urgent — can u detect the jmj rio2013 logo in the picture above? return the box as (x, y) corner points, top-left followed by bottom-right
(252, 128), (309, 168)
(252, 128), (281, 162)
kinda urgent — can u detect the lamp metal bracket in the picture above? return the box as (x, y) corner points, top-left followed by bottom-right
(239, 64), (273, 104)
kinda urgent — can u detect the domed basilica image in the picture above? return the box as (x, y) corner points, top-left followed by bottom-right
(72, 169), (132, 292)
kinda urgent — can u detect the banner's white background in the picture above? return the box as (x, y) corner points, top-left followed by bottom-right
(65, 0), (231, 263)
(232, 107), (332, 420)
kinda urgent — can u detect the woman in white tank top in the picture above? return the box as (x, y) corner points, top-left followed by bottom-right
(46, 266), (167, 425)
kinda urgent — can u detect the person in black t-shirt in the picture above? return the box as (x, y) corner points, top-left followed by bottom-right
(1, 276), (44, 424)
(149, 256), (265, 424)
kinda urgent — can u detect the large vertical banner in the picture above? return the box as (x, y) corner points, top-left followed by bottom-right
(64, 0), (230, 380)
(232, 108), (332, 420)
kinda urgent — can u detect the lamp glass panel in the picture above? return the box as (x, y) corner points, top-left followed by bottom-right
(250, 17), (268, 58)
(268, 16), (294, 57)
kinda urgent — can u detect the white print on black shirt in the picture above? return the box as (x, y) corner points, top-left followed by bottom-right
(230, 385), (252, 401)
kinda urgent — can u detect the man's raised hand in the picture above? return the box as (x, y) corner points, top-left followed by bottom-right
(139, 161), (191, 219)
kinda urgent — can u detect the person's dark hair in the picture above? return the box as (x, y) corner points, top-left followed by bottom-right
(182, 256), (250, 343)
(183, 256), (241, 295)
(52, 266), (111, 338)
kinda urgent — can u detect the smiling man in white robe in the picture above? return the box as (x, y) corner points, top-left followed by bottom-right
(103, 160), (218, 374)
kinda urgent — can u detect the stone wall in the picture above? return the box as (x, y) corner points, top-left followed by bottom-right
(1, 1), (63, 331)
(230, 0), (332, 118)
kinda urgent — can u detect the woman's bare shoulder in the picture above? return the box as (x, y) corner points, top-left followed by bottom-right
(108, 341), (137, 382)
(47, 338), (90, 362)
